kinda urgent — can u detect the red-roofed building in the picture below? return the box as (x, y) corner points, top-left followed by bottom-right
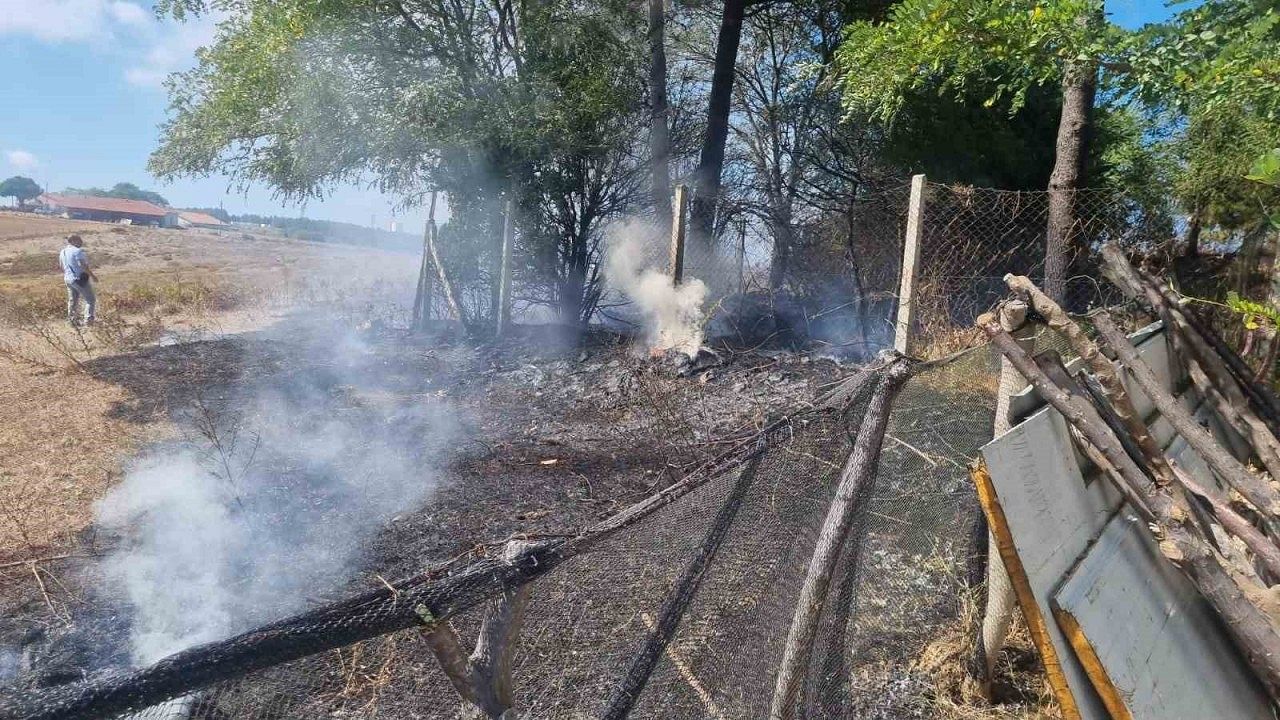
(177, 210), (230, 229)
(38, 193), (178, 227)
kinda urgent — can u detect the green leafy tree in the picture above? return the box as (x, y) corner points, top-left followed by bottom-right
(150, 0), (646, 326)
(835, 0), (1111, 301)
(1125, 0), (1280, 120)
(66, 182), (170, 206)
(0, 176), (42, 208)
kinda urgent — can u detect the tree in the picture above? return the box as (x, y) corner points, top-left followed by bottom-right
(648, 0), (673, 235)
(688, 0), (748, 249)
(152, 0), (648, 328)
(836, 0), (1110, 301)
(66, 182), (169, 206)
(0, 176), (41, 208)
(1123, 0), (1280, 257)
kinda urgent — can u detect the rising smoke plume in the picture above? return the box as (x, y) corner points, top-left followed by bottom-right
(604, 222), (708, 356)
(94, 321), (456, 665)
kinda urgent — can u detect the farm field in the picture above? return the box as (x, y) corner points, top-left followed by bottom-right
(0, 211), (416, 557)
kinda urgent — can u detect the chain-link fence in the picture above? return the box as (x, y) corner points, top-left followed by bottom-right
(578, 181), (1185, 360)
(901, 182), (1176, 354)
(0, 349), (998, 720)
(597, 185), (912, 357)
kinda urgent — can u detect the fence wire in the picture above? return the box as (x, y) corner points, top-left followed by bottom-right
(0, 348), (998, 720)
(908, 183), (1172, 352)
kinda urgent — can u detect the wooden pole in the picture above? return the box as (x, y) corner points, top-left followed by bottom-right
(496, 198), (515, 337)
(893, 174), (927, 354)
(1092, 312), (1280, 518)
(669, 184), (688, 285)
(769, 357), (917, 720)
(412, 191), (439, 332)
(427, 221), (468, 329)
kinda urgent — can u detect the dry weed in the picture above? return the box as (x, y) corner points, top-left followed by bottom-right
(913, 586), (1059, 720)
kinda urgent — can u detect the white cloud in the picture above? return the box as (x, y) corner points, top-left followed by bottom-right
(0, 0), (219, 90)
(110, 1), (151, 27)
(124, 15), (220, 89)
(0, 0), (149, 42)
(5, 150), (39, 171)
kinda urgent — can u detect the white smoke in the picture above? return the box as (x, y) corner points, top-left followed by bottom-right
(605, 221), (707, 356)
(93, 322), (456, 665)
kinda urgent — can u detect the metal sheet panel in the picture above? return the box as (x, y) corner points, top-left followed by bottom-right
(1052, 511), (1273, 720)
(983, 326), (1270, 719)
(979, 329), (1200, 720)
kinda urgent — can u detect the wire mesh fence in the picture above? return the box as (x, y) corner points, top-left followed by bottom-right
(906, 183), (1172, 354)
(531, 180), (1179, 358)
(0, 349), (999, 720)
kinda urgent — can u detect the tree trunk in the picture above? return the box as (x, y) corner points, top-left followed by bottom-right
(1043, 59), (1097, 304)
(560, 234), (588, 325)
(688, 0), (746, 249)
(767, 200), (794, 292)
(1184, 203), (1203, 258)
(648, 0), (673, 234)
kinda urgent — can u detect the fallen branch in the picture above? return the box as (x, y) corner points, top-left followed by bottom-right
(769, 356), (918, 720)
(979, 312), (1280, 701)
(1134, 270), (1280, 481)
(426, 219), (469, 330)
(1032, 352), (1155, 523)
(1004, 274), (1175, 487)
(0, 554), (73, 571)
(1093, 313), (1280, 518)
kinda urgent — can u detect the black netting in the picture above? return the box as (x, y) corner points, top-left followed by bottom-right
(1, 348), (999, 720)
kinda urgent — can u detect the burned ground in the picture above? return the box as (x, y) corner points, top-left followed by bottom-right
(0, 303), (1051, 719)
(0, 317), (847, 691)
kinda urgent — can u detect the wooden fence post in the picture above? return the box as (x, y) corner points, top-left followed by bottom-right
(411, 191), (438, 332)
(669, 185), (688, 285)
(893, 174), (927, 354)
(496, 198), (515, 336)
(427, 222), (468, 329)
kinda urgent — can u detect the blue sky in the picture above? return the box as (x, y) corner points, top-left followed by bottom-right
(0, 0), (1188, 226)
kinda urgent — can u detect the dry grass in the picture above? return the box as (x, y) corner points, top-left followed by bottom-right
(0, 212), (99, 242)
(913, 588), (1060, 720)
(0, 359), (166, 559)
(0, 213), (416, 562)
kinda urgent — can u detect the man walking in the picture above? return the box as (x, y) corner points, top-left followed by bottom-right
(59, 234), (96, 326)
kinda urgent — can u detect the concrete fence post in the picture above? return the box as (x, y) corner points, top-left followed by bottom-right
(496, 198), (515, 336)
(977, 300), (1038, 693)
(411, 190), (438, 333)
(669, 185), (688, 285)
(893, 174), (928, 354)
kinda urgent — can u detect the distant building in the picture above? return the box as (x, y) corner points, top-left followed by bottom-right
(176, 210), (230, 230)
(37, 193), (178, 227)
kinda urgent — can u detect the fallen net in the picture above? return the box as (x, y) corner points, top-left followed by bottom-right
(1, 348), (998, 720)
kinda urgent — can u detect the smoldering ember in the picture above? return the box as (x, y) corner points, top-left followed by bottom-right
(3, 1), (1280, 719)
